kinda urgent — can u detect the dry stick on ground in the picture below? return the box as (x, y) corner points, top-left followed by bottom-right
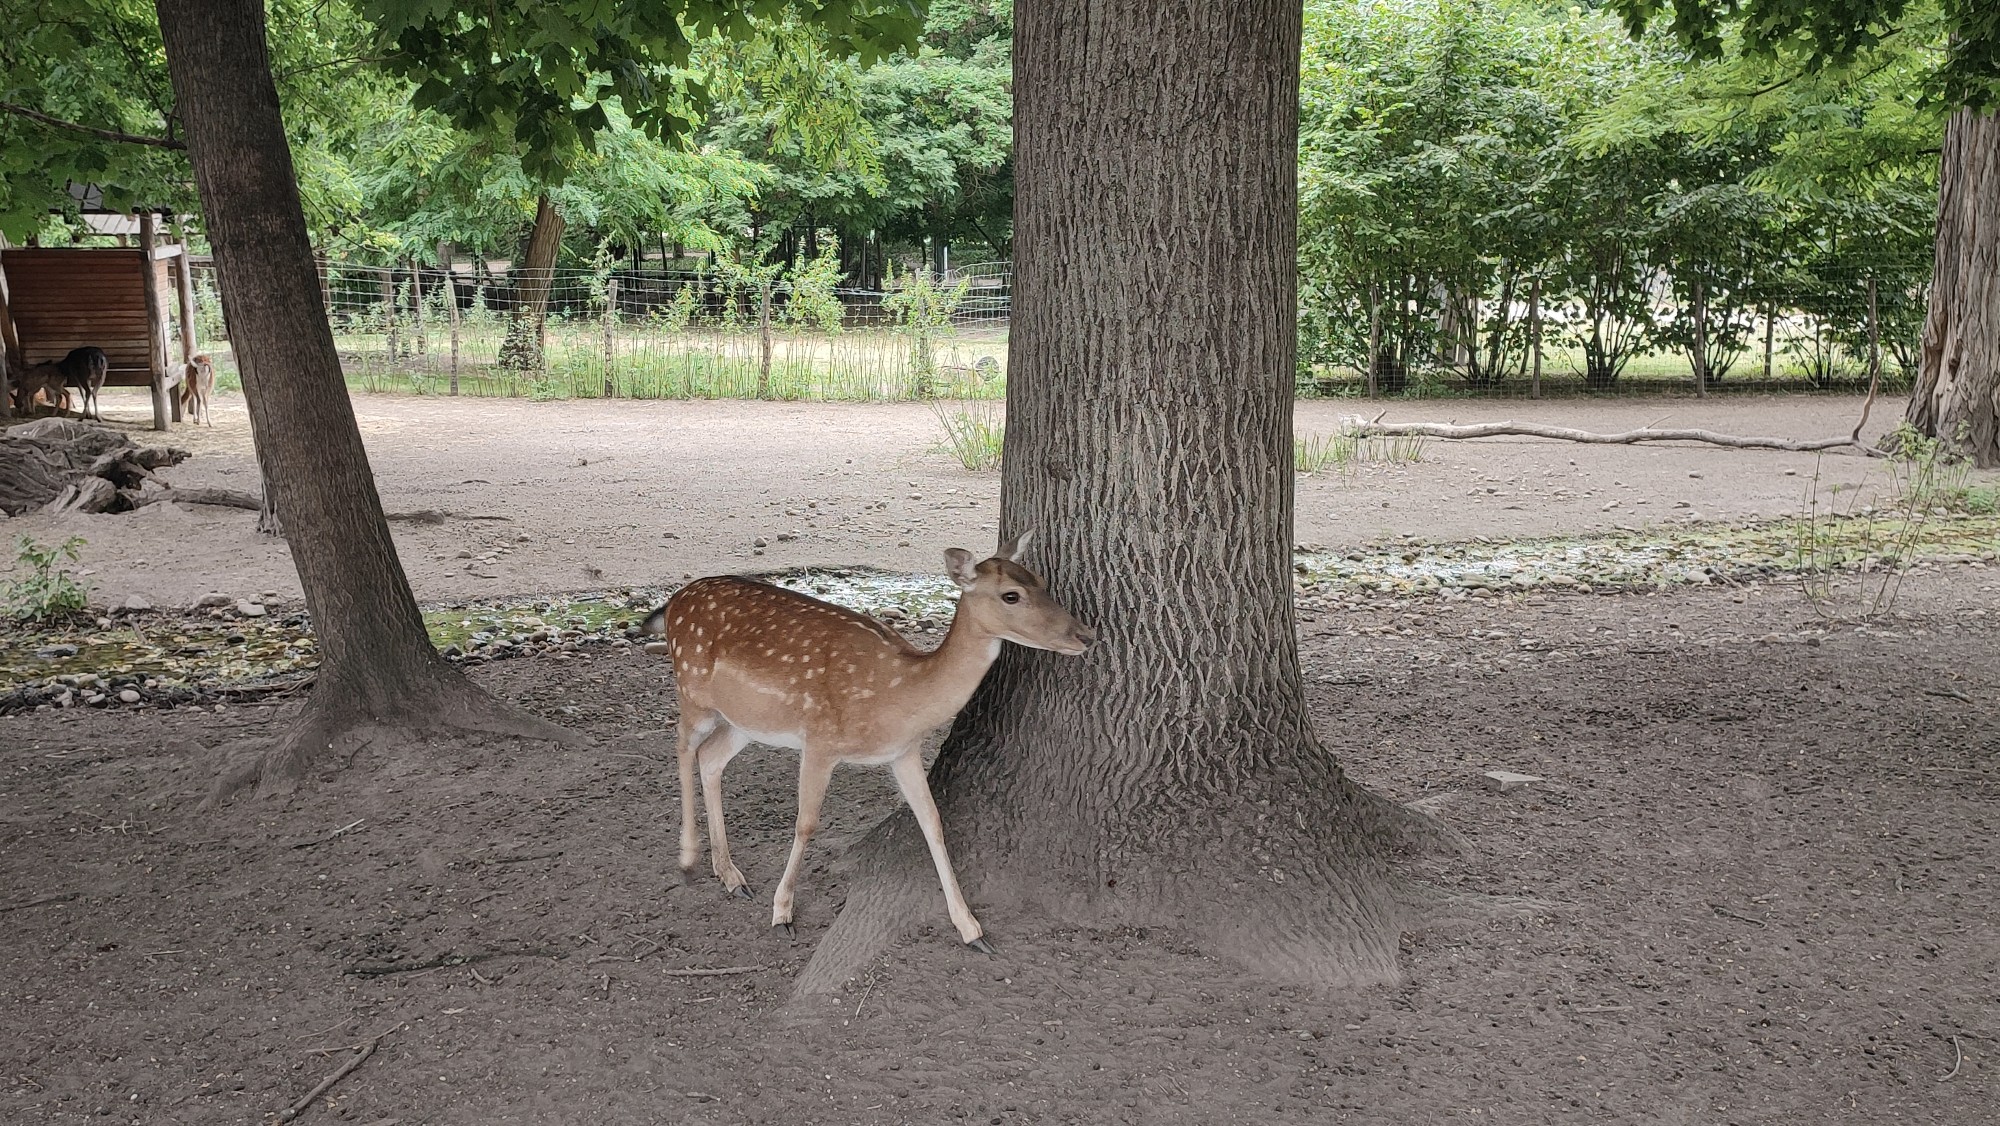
(0, 892), (79, 913)
(1344, 419), (1889, 457)
(278, 1023), (401, 1122)
(658, 965), (765, 978)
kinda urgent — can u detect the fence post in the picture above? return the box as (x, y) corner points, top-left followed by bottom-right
(1692, 278), (1708, 398)
(445, 267), (461, 395)
(1865, 276), (1880, 385)
(409, 258), (426, 358)
(604, 275), (619, 397)
(1366, 282), (1380, 398)
(1528, 275), (1542, 401)
(1761, 299), (1775, 380)
(380, 266), (400, 361)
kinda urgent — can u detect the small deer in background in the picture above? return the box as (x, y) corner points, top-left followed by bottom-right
(178, 353), (215, 425)
(57, 346), (108, 421)
(8, 360), (67, 416)
(646, 532), (1095, 952)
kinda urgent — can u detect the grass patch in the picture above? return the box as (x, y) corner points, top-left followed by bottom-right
(932, 402), (1006, 470)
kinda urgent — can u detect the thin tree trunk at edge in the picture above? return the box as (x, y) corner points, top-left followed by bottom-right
(155, 0), (569, 798)
(1904, 107), (2000, 466)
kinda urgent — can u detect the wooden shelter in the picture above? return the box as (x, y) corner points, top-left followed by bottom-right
(0, 192), (200, 431)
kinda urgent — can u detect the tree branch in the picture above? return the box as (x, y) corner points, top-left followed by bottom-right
(1346, 419), (1887, 457)
(0, 102), (185, 150)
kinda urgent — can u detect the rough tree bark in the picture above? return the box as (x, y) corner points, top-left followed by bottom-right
(155, 0), (570, 797)
(1903, 108), (2000, 467)
(499, 194), (564, 370)
(801, 0), (1435, 994)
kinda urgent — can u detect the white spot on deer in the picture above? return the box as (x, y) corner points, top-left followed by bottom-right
(888, 676), (902, 687)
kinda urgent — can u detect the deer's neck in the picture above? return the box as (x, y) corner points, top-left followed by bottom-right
(907, 607), (1002, 722)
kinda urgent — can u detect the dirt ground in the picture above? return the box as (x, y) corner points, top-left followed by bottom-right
(3, 390), (1996, 1124)
(4, 389), (1903, 608)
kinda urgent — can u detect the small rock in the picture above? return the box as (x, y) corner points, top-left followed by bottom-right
(1482, 770), (1543, 793)
(36, 644), (79, 658)
(877, 607), (907, 621)
(236, 600), (266, 617)
(120, 594), (153, 612)
(118, 689), (141, 704)
(753, 538), (768, 548)
(195, 592), (232, 608)
(643, 641), (673, 656)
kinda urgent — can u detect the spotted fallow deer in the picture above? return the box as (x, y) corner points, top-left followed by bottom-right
(643, 532), (1095, 952)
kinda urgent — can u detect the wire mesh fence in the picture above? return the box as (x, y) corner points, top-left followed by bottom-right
(187, 261), (1011, 402)
(1298, 262), (1930, 399)
(183, 257), (1927, 402)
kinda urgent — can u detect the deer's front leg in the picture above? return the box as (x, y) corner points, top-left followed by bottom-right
(888, 749), (990, 952)
(772, 750), (839, 933)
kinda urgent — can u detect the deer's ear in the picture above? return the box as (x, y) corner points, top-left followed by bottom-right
(944, 548), (980, 589)
(998, 529), (1033, 561)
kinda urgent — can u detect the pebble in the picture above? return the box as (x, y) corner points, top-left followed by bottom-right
(236, 600), (267, 617)
(643, 641), (673, 656)
(120, 594), (153, 612)
(118, 689), (141, 704)
(194, 592), (232, 608)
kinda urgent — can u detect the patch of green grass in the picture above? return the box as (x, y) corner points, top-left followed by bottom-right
(1294, 431), (1428, 475)
(932, 402), (1005, 470)
(3, 536), (90, 622)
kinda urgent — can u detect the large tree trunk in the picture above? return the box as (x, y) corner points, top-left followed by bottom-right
(802, 0), (1427, 994)
(499, 194), (564, 370)
(155, 0), (569, 798)
(1904, 107), (2000, 466)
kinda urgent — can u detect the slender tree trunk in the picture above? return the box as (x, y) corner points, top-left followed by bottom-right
(803, 0), (1423, 995)
(1904, 107), (2000, 466)
(500, 193), (564, 370)
(155, 0), (568, 797)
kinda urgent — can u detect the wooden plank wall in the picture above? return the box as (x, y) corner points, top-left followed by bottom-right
(0, 248), (163, 386)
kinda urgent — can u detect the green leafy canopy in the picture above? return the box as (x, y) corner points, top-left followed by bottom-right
(358, 0), (927, 181)
(1605, 0), (1999, 107)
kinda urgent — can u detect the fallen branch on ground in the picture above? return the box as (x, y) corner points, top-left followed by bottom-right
(1344, 419), (1887, 457)
(126, 486), (263, 511)
(278, 1023), (401, 1121)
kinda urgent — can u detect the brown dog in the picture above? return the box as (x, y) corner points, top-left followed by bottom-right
(57, 346), (109, 421)
(178, 353), (215, 425)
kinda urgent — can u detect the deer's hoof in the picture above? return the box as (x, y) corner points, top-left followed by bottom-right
(776, 921), (796, 938)
(965, 935), (997, 956)
(729, 884), (755, 900)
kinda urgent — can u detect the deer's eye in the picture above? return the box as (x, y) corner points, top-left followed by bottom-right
(1001, 591), (1022, 604)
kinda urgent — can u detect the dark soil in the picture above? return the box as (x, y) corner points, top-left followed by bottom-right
(2, 570), (1996, 1125)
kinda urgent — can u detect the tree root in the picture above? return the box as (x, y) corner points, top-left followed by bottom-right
(794, 799), (1414, 998)
(1346, 418), (1887, 456)
(205, 668), (578, 806)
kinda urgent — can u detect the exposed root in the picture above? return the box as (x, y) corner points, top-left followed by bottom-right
(794, 809), (931, 996)
(204, 667), (578, 807)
